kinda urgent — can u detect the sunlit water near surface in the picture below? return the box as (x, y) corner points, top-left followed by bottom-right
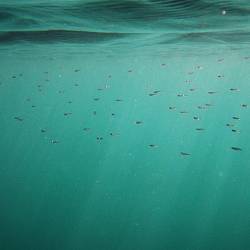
(1, 1), (250, 250)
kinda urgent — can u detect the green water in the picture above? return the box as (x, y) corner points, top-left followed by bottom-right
(1, 0), (250, 249)
(1, 52), (250, 250)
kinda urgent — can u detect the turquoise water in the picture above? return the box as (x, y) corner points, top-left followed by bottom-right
(1, 1), (250, 250)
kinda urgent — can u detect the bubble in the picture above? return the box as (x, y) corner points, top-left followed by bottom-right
(222, 10), (226, 15)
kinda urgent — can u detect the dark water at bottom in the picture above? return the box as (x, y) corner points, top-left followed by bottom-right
(0, 49), (250, 250)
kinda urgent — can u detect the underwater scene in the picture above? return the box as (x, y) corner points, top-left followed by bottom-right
(1, 1), (250, 249)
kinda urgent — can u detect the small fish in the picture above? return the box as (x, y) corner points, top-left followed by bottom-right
(177, 94), (185, 97)
(205, 103), (213, 107)
(153, 90), (160, 94)
(226, 123), (234, 127)
(83, 128), (90, 131)
(149, 93), (156, 96)
(231, 147), (242, 151)
(31, 105), (36, 108)
(208, 91), (216, 94)
(115, 99), (123, 102)
(180, 152), (190, 156)
(110, 132), (119, 136)
(193, 116), (199, 120)
(128, 70), (133, 73)
(180, 111), (188, 114)
(196, 128), (205, 131)
(14, 117), (23, 122)
(64, 112), (72, 116)
(97, 88), (103, 91)
(96, 136), (103, 141)
(161, 63), (166, 66)
(111, 113), (115, 116)
(189, 88), (196, 91)
(12, 75), (17, 79)
(217, 58), (224, 62)
(68, 101), (72, 104)
(169, 106), (176, 110)
(74, 83), (79, 87)
(241, 104), (247, 108)
(230, 88), (240, 92)
(232, 116), (240, 120)
(41, 129), (46, 133)
(74, 69), (80, 72)
(232, 129), (240, 133)
(148, 144), (158, 148)
(217, 75), (224, 78)
(93, 98), (100, 101)
(198, 106), (206, 109)
(135, 121), (143, 125)
(93, 111), (97, 115)
(51, 140), (59, 144)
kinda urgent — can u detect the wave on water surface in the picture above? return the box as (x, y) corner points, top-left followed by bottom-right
(0, 0), (250, 53)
